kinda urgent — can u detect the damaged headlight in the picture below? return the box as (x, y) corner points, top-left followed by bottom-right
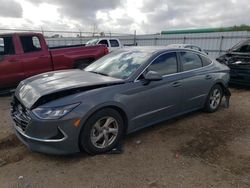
(32, 103), (80, 120)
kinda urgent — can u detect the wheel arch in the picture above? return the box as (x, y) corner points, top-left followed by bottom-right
(213, 80), (230, 97)
(77, 104), (129, 152)
(73, 57), (96, 68)
(79, 103), (129, 136)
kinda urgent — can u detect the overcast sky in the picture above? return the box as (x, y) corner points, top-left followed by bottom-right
(0, 0), (249, 34)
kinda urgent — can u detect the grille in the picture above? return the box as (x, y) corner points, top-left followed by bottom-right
(11, 98), (31, 132)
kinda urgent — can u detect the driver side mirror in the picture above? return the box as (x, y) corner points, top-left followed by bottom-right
(145, 71), (162, 81)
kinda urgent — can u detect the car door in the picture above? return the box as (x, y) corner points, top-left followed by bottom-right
(0, 36), (24, 89)
(18, 34), (52, 79)
(127, 52), (183, 130)
(179, 51), (214, 112)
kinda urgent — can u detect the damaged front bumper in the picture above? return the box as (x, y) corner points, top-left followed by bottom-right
(11, 98), (82, 155)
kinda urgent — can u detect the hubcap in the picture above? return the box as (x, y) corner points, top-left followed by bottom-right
(90, 117), (119, 149)
(209, 88), (221, 110)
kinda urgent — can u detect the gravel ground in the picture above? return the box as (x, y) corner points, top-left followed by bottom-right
(0, 88), (249, 188)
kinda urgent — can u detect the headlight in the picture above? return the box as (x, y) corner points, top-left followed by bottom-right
(32, 103), (80, 120)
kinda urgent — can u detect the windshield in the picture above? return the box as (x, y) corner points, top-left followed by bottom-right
(86, 39), (99, 46)
(231, 40), (250, 52)
(85, 50), (153, 79)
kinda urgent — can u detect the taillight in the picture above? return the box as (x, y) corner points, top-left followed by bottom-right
(104, 47), (109, 55)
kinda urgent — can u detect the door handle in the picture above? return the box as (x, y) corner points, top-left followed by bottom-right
(205, 75), (212, 80)
(172, 81), (181, 87)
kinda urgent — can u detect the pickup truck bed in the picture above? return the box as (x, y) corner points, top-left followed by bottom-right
(0, 32), (109, 90)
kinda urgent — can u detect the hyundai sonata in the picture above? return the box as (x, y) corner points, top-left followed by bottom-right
(11, 47), (230, 155)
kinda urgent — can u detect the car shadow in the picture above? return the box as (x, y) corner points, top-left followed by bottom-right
(229, 84), (250, 90)
(125, 110), (202, 141)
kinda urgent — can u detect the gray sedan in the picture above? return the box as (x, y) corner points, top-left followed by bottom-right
(11, 47), (230, 155)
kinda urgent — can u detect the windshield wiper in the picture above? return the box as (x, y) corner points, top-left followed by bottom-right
(88, 71), (109, 77)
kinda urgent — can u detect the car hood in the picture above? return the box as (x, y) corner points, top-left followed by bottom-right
(15, 69), (124, 109)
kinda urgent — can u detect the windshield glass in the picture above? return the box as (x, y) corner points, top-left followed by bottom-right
(85, 50), (152, 79)
(231, 40), (250, 52)
(86, 39), (99, 46)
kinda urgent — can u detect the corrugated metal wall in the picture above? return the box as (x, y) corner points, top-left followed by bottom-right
(45, 31), (250, 59)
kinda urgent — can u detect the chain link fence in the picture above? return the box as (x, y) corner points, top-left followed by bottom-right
(1, 28), (250, 58)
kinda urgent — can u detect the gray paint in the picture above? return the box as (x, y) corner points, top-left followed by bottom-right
(12, 47), (230, 154)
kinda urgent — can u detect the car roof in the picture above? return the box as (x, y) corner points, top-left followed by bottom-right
(90, 38), (119, 41)
(167, 44), (201, 48)
(0, 32), (42, 37)
(117, 46), (201, 54)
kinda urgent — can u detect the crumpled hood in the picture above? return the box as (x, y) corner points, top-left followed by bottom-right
(15, 69), (123, 108)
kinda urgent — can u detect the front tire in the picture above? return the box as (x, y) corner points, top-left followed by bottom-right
(79, 108), (124, 155)
(204, 84), (223, 113)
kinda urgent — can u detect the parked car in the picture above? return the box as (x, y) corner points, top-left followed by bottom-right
(168, 44), (208, 55)
(11, 46), (230, 155)
(86, 38), (122, 52)
(217, 39), (250, 86)
(0, 32), (109, 91)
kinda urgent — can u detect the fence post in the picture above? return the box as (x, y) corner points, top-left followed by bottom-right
(154, 37), (158, 46)
(41, 27), (44, 36)
(219, 36), (224, 56)
(134, 30), (137, 45)
(79, 30), (82, 45)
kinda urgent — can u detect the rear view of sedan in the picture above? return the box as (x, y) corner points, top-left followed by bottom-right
(11, 47), (230, 155)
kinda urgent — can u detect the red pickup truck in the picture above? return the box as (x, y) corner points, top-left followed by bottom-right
(0, 32), (109, 91)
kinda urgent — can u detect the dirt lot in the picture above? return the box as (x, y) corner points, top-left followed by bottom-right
(0, 88), (250, 188)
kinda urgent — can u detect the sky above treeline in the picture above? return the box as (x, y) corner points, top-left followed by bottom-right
(0, 0), (249, 34)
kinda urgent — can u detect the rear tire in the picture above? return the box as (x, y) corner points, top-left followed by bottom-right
(74, 59), (94, 69)
(204, 84), (223, 113)
(79, 108), (124, 155)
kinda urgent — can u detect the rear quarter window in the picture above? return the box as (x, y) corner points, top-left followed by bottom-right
(20, 36), (42, 53)
(200, 55), (212, 66)
(180, 51), (202, 71)
(110, 40), (119, 47)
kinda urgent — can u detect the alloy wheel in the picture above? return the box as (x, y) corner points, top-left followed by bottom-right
(90, 116), (119, 149)
(209, 88), (222, 110)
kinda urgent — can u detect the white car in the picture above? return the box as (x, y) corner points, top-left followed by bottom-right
(86, 38), (122, 52)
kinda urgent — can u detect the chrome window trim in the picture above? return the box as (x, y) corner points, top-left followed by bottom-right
(15, 125), (68, 143)
(134, 50), (214, 83)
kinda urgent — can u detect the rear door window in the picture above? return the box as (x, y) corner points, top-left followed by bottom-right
(20, 36), (42, 53)
(98, 40), (109, 47)
(180, 51), (202, 71)
(110, 39), (119, 47)
(200, 55), (212, 66)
